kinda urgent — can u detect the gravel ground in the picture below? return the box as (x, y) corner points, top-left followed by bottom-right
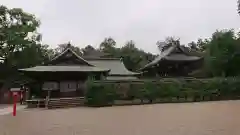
(0, 104), (10, 109)
(0, 100), (240, 135)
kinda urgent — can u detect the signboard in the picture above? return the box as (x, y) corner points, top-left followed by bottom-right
(10, 88), (21, 92)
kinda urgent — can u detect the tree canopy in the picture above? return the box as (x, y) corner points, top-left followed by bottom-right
(204, 30), (240, 77)
(0, 5), (52, 91)
(0, 5), (52, 69)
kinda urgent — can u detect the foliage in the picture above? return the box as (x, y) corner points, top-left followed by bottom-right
(0, 5), (41, 63)
(82, 45), (97, 56)
(188, 39), (208, 52)
(85, 83), (116, 107)
(99, 37), (117, 54)
(85, 78), (240, 106)
(97, 37), (156, 71)
(0, 5), (52, 92)
(120, 40), (155, 71)
(204, 30), (240, 77)
(0, 5), (52, 70)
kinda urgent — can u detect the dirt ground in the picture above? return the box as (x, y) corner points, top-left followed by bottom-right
(0, 104), (10, 109)
(0, 100), (240, 135)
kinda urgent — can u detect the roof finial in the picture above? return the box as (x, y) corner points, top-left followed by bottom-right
(67, 42), (71, 48)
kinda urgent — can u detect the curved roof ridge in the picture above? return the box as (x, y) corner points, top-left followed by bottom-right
(139, 45), (176, 70)
(87, 58), (140, 76)
(139, 44), (202, 71)
(119, 59), (140, 75)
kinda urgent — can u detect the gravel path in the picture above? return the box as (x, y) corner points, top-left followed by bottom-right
(0, 105), (25, 116)
(0, 104), (10, 109)
(0, 100), (240, 135)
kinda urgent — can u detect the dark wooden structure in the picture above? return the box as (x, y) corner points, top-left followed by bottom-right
(140, 44), (203, 77)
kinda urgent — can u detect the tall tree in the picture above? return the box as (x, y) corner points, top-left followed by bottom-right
(0, 5), (50, 92)
(204, 30), (240, 77)
(82, 45), (97, 56)
(99, 37), (116, 54)
(121, 40), (155, 71)
(188, 39), (208, 52)
(0, 5), (41, 63)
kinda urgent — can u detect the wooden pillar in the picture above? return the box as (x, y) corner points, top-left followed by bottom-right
(45, 90), (51, 108)
(48, 90), (51, 98)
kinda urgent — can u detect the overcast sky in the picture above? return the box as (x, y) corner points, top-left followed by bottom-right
(1, 0), (240, 54)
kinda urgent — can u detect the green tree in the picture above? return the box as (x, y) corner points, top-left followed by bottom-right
(0, 5), (40, 61)
(99, 37), (117, 54)
(205, 30), (240, 77)
(188, 39), (208, 52)
(82, 45), (96, 55)
(120, 40), (155, 71)
(0, 5), (50, 92)
(120, 40), (140, 71)
(97, 38), (155, 71)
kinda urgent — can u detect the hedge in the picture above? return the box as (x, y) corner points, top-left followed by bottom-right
(84, 78), (240, 107)
(85, 81), (116, 107)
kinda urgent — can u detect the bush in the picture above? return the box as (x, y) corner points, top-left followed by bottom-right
(85, 83), (116, 107)
(85, 77), (240, 106)
(143, 81), (160, 103)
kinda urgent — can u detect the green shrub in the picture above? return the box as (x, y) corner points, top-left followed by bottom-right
(85, 83), (116, 107)
(144, 82), (159, 103)
(85, 77), (240, 106)
(127, 84), (138, 100)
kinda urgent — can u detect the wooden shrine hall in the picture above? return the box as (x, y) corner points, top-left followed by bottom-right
(19, 43), (139, 99)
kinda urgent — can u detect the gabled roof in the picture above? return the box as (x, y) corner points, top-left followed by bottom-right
(19, 44), (110, 73)
(19, 44), (139, 75)
(140, 44), (203, 70)
(48, 45), (93, 66)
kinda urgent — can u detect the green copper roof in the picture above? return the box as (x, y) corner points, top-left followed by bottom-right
(19, 66), (110, 72)
(86, 59), (139, 76)
(19, 44), (138, 76)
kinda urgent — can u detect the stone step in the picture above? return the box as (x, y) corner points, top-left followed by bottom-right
(49, 100), (84, 103)
(50, 97), (84, 101)
(48, 104), (81, 109)
(47, 97), (85, 109)
(48, 102), (84, 106)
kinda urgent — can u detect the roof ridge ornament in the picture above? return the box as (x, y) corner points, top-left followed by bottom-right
(67, 42), (71, 48)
